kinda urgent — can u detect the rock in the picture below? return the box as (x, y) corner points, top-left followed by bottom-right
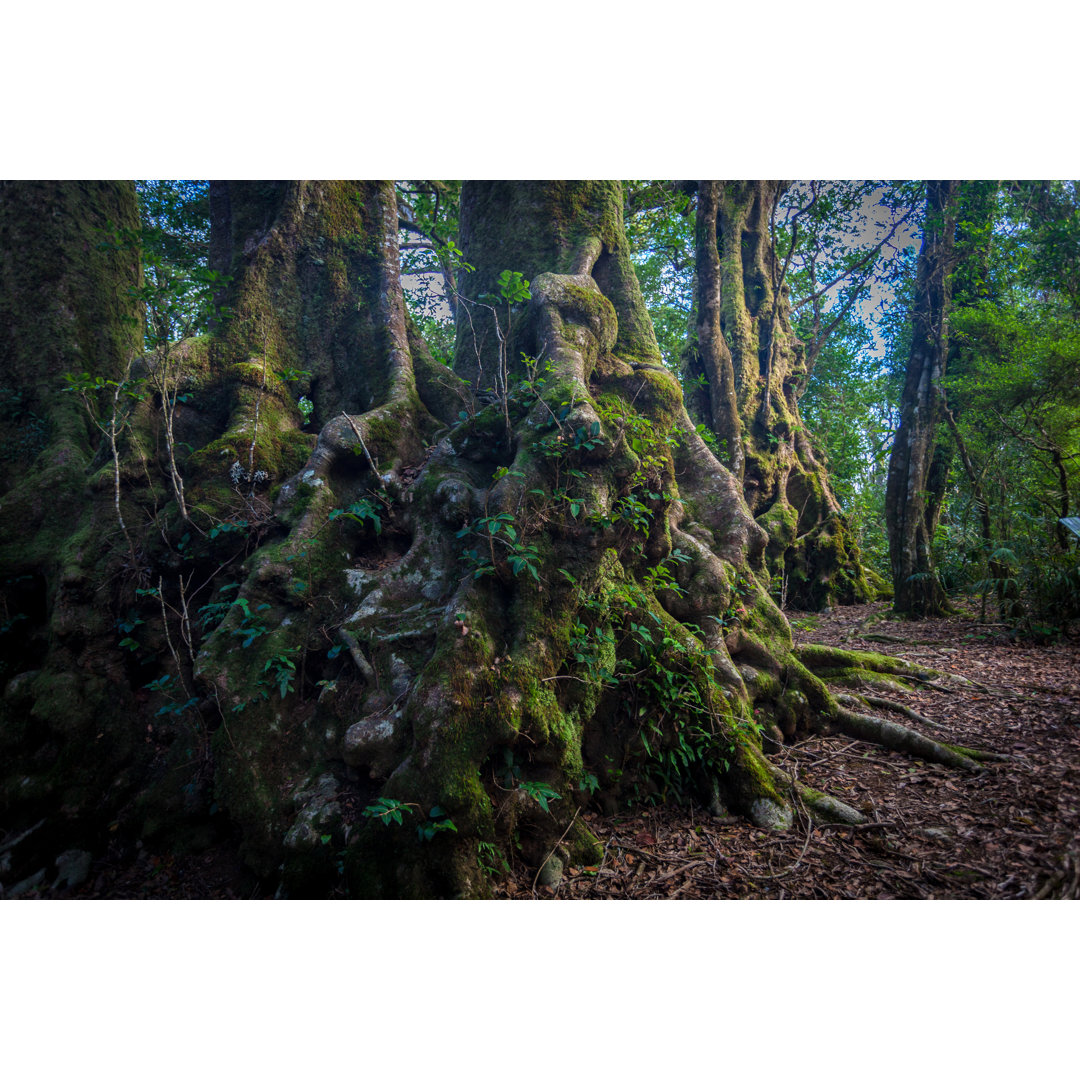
(343, 713), (402, 778)
(537, 855), (563, 889)
(53, 849), (93, 891)
(749, 798), (794, 831)
(284, 774), (341, 852)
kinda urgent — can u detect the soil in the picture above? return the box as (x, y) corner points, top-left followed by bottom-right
(10, 602), (1080, 900)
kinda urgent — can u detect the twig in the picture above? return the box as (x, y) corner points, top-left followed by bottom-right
(814, 820), (898, 832)
(340, 412), (386, 488)
(0, 818), (45, 855)
(646, 858), (710, 888)
(158, 576), (191, 699)
(532, 807), (581, 897)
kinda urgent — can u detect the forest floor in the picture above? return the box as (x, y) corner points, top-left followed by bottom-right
(15, 602), (1080, 900)
(494, 601), (1080, 900)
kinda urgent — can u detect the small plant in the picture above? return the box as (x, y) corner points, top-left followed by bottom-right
(497, 269), (531, 305)
(457, 508), (540, 583)
(478, 840), (510, 877)
(568, 620), (617, 684)
(519, 780), (561, 813)
(417, 805), (458, 842)
(330, 496), (386, 535)
(297, 396), (314, 426)
(578, 773), (600, 795)
(261, 648), (300, 699)
(229, 597), (271, 648)
(694, 423), (719, 452)
(116, 609), (145, 652)
(208, 520), (249, 541)
(197, 583), (240, 632)
(361, 797), (416, 826)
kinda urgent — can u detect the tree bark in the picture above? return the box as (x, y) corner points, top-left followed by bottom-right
(683, 181), (875, 610)
(0, 181), (144, 851)
(886, 181), (959, 616)
(0, 180), (980, 898)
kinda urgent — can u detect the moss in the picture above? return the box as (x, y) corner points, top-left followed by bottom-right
(785, 509), (875, 611)
(569, 826), (605, 865)
(720, 723), (784, 813)
(755, 497), (799, 578)
(742, 582), (792, 648)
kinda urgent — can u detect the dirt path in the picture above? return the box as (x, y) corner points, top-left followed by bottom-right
(496, 603), (1080, 899)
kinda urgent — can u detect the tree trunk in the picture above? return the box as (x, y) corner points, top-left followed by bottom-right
(0, 180), (980, 899)
(0, 181), (144, 852)
(204, 179), (819, 893)
(682, 181), (875, 611)
(886, 181), (959, 616)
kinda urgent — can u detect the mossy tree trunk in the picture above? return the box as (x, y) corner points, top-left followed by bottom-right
(681, 181), (875, 611)
(0, 180), (985, 899)
(886, 181), (959, 617)
(0, 181), (146, 851)
(205, 178), (873, 894)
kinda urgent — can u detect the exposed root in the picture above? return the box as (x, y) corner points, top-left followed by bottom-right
(815, 820), (898, 833)
(937, 743), (1012, 764)
(337, 628), (375, 684)
(835, 692), (948, 731)
(794, 643), (970, 693)
(764, 763), (865, 825)
(830, 706), (981, 771)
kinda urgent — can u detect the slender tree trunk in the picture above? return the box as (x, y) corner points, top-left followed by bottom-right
(886, 181), (959, 617)
(939, 390), (1020, 617)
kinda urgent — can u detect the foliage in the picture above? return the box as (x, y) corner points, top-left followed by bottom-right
(416, 805), (458, 841)
(624, 181), (695, 368)
(261, 649), (299, 699)
(929, 182), (1080, 632)
(329, 497), (385, 535)
(362, 797), (415, 826)
(135, 181), (226, 344)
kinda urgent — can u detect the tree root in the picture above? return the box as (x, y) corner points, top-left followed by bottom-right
(829, 706), (981, 771)
(937, 743), (1012, 764)
(794, 643), (970, 693)
(337, 628), (376, 683)
(765, 763), (866, 825)
(835, 692), (948, 730)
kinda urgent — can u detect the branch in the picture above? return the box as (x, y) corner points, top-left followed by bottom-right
(792, 205), (915, 313)
(626, 180), (696, 218)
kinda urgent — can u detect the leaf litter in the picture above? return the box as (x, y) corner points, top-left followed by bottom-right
(495, 602), (1080, 900)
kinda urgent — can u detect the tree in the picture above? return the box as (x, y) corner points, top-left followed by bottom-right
(885, 180), (959, 616)
(934, 181), (1080, 628)
(0, 181), (144, 853)
(680, 181), (876, 610)
(0, 180), (986, 898)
